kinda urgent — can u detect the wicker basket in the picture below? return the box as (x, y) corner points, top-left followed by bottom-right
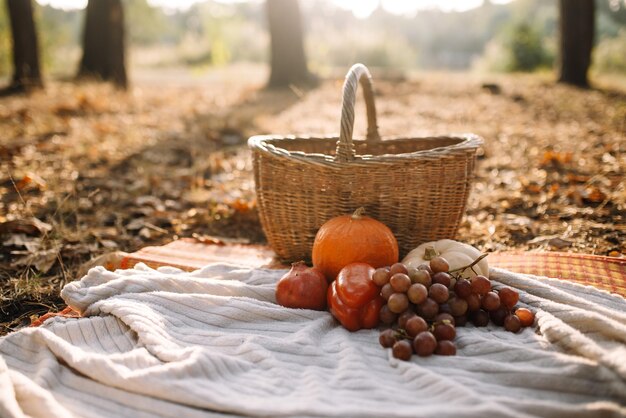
(249, 64), (482, 263)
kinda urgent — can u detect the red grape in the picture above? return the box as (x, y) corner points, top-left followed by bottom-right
(471, 275), (491, 295)
(504, 314), (522, 333)
(379, 305), (397, 325)
(381, 283), (394, 301)
(429, 283), (449, 304)
(434, 313), (455, 326)
(408, 268), (432, 287)
(398, 309), (416, 329)
(390, 273), (412, 293)
(471, 309), (490, 327)
(454, 279), (472, 299)
(392, 340), (413, 361)
(499, 287), (519, 310)
(413, 331), (437, 356)
(405, 315), (428, 337)
(372, 268), (391, 287)
(375, 257), (533, 361)
(432, 272), (452, 288)
(448, 297), (468, 316)
(489, 306), (508, 326)
(481, 291), (501, 311)
(438, 303), (452, 315)
(433, 323), (456, 341)
(430, 256), (450, 273)
(407, 283), (428, 305)
(435, 340), (456, 356)
(417, 263), (434, 276)
(388, 293), (409, 313)
(379, 329), (396, 348)
(465, 293), (481, 312)
(514, 308), (535, 327)
(454, 314), (468, 327)
(416, 298), (439, 320)
(389, 263), (408, 276)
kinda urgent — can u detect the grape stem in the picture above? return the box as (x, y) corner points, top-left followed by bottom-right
(448, 253), (489, 277)
(395, 328), (410, 340)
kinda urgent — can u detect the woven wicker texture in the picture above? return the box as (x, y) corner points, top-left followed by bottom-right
(249, 64), (483, 262)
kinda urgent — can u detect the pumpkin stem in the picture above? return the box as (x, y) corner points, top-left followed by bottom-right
(351, 207), (366, 219)
(423, 246), (440, 260)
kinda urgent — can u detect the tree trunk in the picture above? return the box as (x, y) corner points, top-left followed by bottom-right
(77, 0), (127, 89)
(4, 0), (42, 93)
(266, 0), (312, 88)
(558, 0), (594, 87)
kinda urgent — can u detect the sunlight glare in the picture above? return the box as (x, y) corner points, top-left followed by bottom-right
(333, 0), (502, 18)
(37, 0), (86, 10)
(35, 0), (510, 15)
(333, 0), (379, 19)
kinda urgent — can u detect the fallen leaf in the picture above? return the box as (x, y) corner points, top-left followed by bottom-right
(566, 187), (584, 206)
(138, 227), (152, 239)
(568, 186), (609, 205)
(502, 214), (534, 231)
(99, 239), (118, 249)
(549, 183), (560, 194)
(527, 234), (560, 245)
(3, 234), (41, 252)
(62, 242), (98, 256)
(135, 195), (165, 211)
(191, 233), (251, 245)
(15, 172), (47, 191)
(183, 188), (213, 204)
(91, 227), (119, 240)
(582, 187), (607, 204)
(0, 218), (52, 236)
(54, 102), (83, 117)
(481, 83), (501, 94)
(143, 222), (168, 234)
(566, 173), (590, 184)
(77, 251), (129, 277)
(548, 237), (573, 249)
(522, 182), (542, 194)
(130, 207), (154, 217)
(228, 198), (255, 213)
(12, 248), (59, 273)
(125, 218), (145, 231)
(93, 121), (117, 135)
(541, 151), (573, 167)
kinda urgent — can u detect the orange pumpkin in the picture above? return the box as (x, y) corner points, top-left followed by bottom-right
(312, 207), (399, 282)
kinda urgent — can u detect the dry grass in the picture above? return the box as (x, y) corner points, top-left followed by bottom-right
(1, 66), (625, 334)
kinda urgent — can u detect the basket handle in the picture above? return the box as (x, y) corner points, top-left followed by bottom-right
(336, 63), (381, 162)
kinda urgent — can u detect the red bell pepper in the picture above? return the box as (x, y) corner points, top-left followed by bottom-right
(327, 262), (384, 331)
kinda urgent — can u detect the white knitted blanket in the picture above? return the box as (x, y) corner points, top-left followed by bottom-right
(1, 263), (625, 418)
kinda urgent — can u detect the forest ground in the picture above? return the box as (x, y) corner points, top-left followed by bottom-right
(1, 64), (625, 334)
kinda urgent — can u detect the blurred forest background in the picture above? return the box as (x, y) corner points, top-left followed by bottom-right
(0, 0), (625, 82)
(1, 0), (625, 333)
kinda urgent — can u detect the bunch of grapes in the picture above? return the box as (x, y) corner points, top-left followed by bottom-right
(375, 257), (535, 361)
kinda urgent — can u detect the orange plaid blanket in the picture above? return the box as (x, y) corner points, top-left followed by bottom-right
(120, 239), (626, 295)
(488, 251), (626, 297)
(31, 239), (625, 326)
